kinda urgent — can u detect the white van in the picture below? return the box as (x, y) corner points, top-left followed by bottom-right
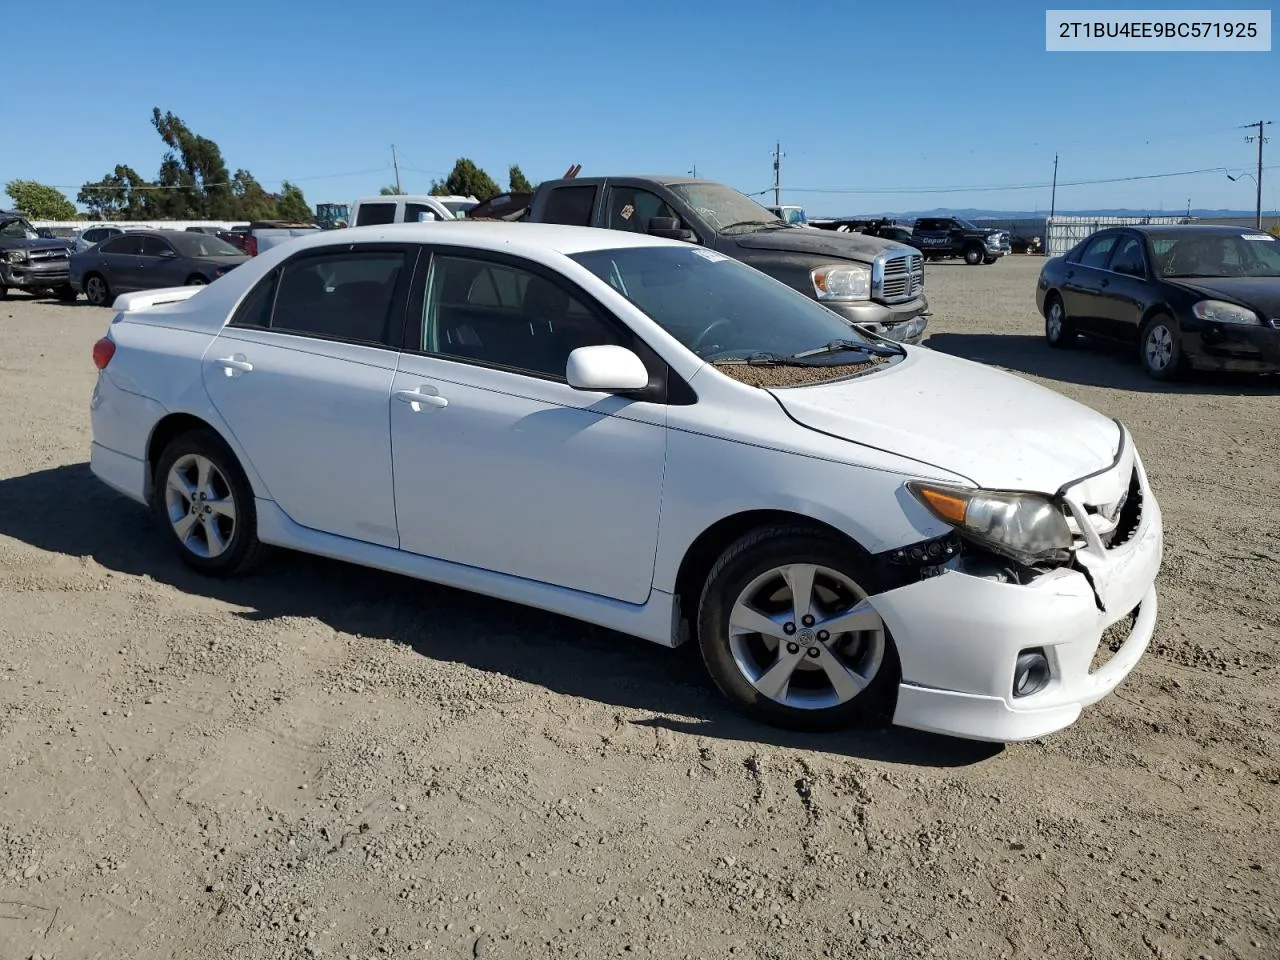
(349, 194), (479, 226)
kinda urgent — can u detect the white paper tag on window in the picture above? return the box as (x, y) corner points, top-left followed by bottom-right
(1240, 233), (1274, 241)
(693, 249), (730, 262)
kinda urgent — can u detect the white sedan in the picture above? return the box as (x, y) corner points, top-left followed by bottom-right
(87, 222), (1163, 742)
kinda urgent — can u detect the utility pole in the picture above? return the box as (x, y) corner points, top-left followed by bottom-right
(391, 144), (402, 194)
(1049, 153), (1059, 220)
(773, 141), (784, 207)
(1243, 120), (1271, 229)
(689, 164), (697, 177)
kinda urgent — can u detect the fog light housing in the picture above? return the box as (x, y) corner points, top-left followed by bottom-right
(1012, 648), (1050, 698)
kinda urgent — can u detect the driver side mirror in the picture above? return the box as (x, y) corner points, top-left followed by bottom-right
(565, 345), (649, 392)
(159, 248), (178, 258)
(647, 216), (694, 242)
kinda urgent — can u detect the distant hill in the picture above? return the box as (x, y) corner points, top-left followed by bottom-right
(814, 206), (1265, 220)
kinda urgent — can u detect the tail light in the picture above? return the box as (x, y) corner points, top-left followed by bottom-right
(92, 336), (116, 369)
(245, 235), (258, 256)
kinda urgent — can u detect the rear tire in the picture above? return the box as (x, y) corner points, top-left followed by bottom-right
(696, 525), (898, 733)
(1044, 293), (1075, 348)
(84, 273), (110, 306)
(184, 274), (208, 286)
(152, 428), (271, 578)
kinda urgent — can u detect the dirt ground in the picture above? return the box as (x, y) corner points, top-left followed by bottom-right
(1, 255), (1277, 960)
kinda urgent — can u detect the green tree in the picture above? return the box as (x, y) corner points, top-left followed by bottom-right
(5, 180), (76, 220)
(230, 170), (277, 221)
(430, 158), (502, 201)
(77, 164), (154, 220)
(379, 184), (405, 195)
(151, 108), (236, 218)
(508, 164), (533, 193)
(275, 181), (312, 222)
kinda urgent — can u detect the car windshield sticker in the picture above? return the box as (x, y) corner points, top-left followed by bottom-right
(1240, 233), (1275, 241)
(619, 204), (634, 221)
(693, 249), (730, 262)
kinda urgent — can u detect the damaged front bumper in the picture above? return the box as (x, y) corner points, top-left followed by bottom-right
(869, 428), (1163, 742)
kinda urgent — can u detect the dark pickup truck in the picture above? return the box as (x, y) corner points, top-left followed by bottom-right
(474, 175), (929, 344)
(910, 216), (1011, 265)
(0, 210), (76, 300)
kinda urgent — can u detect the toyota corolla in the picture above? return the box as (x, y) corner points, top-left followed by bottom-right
(87, 222), (1163, 743)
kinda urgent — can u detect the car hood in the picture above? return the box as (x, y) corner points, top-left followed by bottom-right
(1, 238), (72, 252)
(730, 226), (911, 262)
(1166, 276), (1280, 319)
(767, 347), (1122, 491)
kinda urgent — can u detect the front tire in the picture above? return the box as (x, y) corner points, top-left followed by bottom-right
(152, 428), (270, 577)
(56, 284), (77, 301)
(1044, 293), (1075, 348)
(696, 526), (897, 732)
(1139, 313), (1185, 381)
(964, 246), (983, 265)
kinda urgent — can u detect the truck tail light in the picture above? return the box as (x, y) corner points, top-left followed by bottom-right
(245, 235), (258, 257)
(92, 336), (116, 369)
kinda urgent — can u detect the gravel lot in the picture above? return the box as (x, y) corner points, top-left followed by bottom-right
(1, 255), (1277, 960)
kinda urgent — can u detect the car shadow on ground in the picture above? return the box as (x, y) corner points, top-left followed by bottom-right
(0, 464), (1001, 768)
(924, 332), (1277, 395)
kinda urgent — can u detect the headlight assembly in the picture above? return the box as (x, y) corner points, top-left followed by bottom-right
(7, 250), (30, 264)
(906, 480), (1074, 566)
(1192, 299), (1259, 326)
(811, 263), (870, 301)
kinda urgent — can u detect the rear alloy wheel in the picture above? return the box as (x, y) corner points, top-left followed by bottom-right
(1044, 295), (1075, 348)
(964, 246), (983, 265)
(153, 429), (270, 577)
(1140, 314), (1185, 381)
(84, 274), (110, 306)
(697, 526), (896, 732)
(185, 275), (207, 286)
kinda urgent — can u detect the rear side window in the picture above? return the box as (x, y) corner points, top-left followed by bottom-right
(541, 186), (597, 226)
(355, 202), (396, 226)
(270, 250), (408, 346)
(230, 270), (279, 329)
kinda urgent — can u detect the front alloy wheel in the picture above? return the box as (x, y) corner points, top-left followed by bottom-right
(1140, 314), (1184, 381)
(85, 275), (110, 306)
(1045, 296), (1075, 348)
(697, 527), (896, 731)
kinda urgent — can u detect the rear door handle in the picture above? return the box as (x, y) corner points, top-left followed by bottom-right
(215, 356), (253, 375)
(395, 388), (449, 411)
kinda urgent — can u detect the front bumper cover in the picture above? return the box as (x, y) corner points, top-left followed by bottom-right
(869, 428), (1163, 742)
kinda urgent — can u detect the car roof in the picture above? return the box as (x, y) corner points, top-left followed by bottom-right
(1128, 223), (1271, 235)
(278, 221), (690, 256)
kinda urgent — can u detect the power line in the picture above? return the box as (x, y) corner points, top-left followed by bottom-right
(42, 166), (393, 191)
(765, 163), (1280, 197)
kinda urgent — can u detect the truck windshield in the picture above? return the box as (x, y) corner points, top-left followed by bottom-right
(667, 183), (782, 233)
(568, 245), (878, 362)
(0, 217), (40, 240)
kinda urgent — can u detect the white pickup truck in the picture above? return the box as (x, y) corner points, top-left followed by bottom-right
(350, 193), (479, 226)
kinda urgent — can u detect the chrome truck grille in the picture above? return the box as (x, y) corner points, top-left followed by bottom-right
(28, 248), (70, 263)
(874, 251), (924, 304)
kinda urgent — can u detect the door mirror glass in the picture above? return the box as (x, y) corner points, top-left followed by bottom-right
(565, 345), (649, 392)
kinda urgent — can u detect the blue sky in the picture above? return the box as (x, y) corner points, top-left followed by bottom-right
(4, 0), (1276, 216)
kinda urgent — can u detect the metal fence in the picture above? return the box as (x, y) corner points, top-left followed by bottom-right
(1044, 216), (1190, 258)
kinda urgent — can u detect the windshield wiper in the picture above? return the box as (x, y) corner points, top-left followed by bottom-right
(788, 338), (903, 361)
(718, 220), (776, 231)
(712, 351), (821, 367)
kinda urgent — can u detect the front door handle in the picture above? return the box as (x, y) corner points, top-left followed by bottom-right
(1099, 278), (1110, 288)
(215, 356), (254, 376)
(395, 388), (449, 412)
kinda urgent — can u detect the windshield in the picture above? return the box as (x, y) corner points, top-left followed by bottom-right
(568, 245), (877, 361)
(167, 232), (243, 258)
(1151, 232), (1280, 278)
(0, 217), (39, 240)
(955, 218), (979, 230)
(667, 183), (782, 233)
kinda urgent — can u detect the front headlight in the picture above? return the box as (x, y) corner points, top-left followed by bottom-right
(811, 263), (870, 301)
(1192, 299), (1259, 326)
(7, 250), (29, 264)
(906, 480), (1074, 566)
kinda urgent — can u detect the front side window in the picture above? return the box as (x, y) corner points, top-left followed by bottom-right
(422, 254), (623, 378)
(269, 250), (407, 345)
(140, 236), (175, 258)
(569, 245), (877, 361)
(607, 187), (679, 233)
(1108, 236), (1146, 276)
(1079, 234), (1118, 269)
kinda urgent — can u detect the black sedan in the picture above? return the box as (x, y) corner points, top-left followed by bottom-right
(70, 229), (250, 307)
(1035, 224), (1280, 380)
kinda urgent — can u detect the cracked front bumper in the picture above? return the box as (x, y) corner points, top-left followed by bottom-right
(868, 434), (1163, 742)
